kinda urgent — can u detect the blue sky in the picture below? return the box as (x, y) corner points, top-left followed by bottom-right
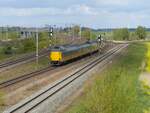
(0, 0), (150, 28)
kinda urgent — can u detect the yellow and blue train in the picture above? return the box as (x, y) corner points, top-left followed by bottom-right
(50, 40), (104, 65)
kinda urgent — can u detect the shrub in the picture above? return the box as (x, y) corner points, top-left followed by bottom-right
(82, 28), (91, 40)
(113, 28), (129, 40)
(22, 39), (36, 52)
(73, 25), (80, 37)
(135, 26), (147, 39)
(3, 44), (13, 55)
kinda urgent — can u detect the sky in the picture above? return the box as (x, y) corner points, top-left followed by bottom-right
(0, 0), (150, 28)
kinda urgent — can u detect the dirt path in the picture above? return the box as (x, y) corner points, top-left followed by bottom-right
(140, 73), (150, 86)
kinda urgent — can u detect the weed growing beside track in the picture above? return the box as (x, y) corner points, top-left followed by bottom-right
(146, 43), (150, 72)
(67, 43), (149, 113)
(140, 42), (150, 113)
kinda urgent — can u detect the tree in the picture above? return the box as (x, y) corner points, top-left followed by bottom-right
(129, 32), (138, 40)
(82, 28), (91, 40)
(72, 25), (80, 37)
(22, 39), (36, 52)
(113, 28), (129, 40)
(135, 26), (147, 39)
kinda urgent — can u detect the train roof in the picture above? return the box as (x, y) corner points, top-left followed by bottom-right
(51, 40), (97, 52)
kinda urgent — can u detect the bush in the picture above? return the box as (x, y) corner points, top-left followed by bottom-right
(39, 40), (49, 49)
(3, 44), (13, 55)
(73, 25), (80, 37)
(113, 28), (129, 40)
(39, 32), (49, 41)
(82, 28), (91, 40)
(15, 42), (25, 54)
(129, 32), (138, 40)
(135, 26), (147, 39)
(22, 39), (36, 52)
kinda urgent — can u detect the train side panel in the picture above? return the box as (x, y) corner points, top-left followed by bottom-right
(61, 42), (98, 63)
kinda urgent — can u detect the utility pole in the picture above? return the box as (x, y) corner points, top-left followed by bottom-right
(72, 24), (74, 43)
(36, 28), (39, 66)
(79, 25), (82, 39)
(2, 27), (3, 40)
(68, 24), (71, 43)
(66, 24), (70, 43)
(6, 26), (8, 40)
(0, 27), (2, 40)
(54, 25), (56, 45)
(89, 28), (91, 41)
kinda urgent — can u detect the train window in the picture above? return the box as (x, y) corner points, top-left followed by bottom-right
(53, 46), (66, 51)
(54, 46), (60, 49)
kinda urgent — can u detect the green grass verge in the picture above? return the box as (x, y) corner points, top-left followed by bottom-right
(67, 43), (149, 113)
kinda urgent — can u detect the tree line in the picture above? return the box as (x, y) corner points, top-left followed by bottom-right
(0, 26), (147, 57)
(113, 26), (147, 40)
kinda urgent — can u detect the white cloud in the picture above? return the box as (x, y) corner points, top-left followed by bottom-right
(63, 5), (99, 16)
(0, 8), (61, 16)
(94, 0), (149, 7)
(0, 5), (98, 17)
(94, 9), (150, 28)
(95, 0), (130, 6)
(0, 0), (150, 28)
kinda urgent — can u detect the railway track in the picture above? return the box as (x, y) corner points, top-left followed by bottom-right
(0, 50), (100, 89)
(0, 66), (56, 89)
(0, 49), (49, 69)
(4, 44), (128, 113)
(0, 43), (114, 90)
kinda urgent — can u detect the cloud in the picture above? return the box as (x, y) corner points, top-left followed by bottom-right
(66, 5), (98, 16)
(0, 4), (98, 17)
(0, 0), (150, 28)
(94, 0), (150, 12)
(95, 0), (130, 6)
(95, 9), (150, 28)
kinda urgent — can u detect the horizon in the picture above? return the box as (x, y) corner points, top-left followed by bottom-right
(0, 24), (150, 30)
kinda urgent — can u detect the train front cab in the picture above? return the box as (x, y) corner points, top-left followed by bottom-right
(50, 51), (62, 65)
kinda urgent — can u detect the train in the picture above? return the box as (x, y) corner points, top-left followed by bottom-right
(49, 39), (105, 65)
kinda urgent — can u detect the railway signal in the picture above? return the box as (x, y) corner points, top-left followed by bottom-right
(48, 26), (54, 47)
(49, 27), (53, 37)
(98, 35), (102, 44)
(97, 35), (102, 52)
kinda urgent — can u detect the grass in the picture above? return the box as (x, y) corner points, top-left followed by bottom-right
(146, 43), (150, 72)
(66, 43), (149, 113)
